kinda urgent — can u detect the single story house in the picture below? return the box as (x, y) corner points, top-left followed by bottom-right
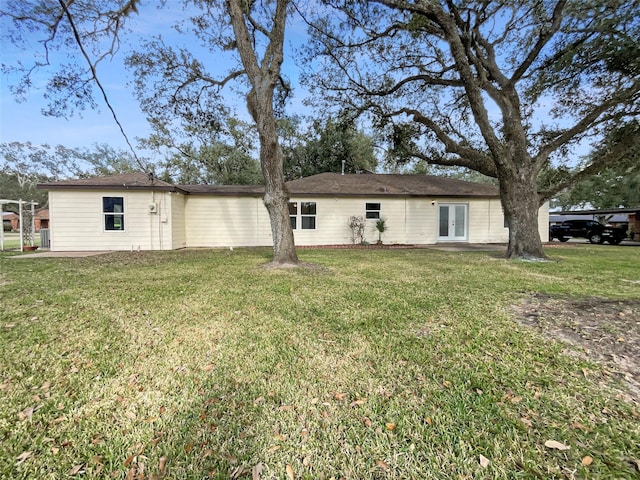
(37, 172), (549, 251)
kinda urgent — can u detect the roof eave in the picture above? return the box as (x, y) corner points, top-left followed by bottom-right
(37, 184), (189, 194)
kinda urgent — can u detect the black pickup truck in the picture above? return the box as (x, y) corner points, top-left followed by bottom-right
(549, 219), (627, 244)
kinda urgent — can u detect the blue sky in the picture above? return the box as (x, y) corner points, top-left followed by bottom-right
(0, 2), (594, 168)
(0, 2), (310, 154)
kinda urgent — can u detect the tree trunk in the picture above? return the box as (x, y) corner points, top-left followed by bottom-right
(248, 89), (299, 266)
(499, 171), (546, 260)
(260, 139), (299, 266)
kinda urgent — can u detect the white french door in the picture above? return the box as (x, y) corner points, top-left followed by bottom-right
(438, 204), (468, 241)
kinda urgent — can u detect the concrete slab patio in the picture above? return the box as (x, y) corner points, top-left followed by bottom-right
(9, 250), (112, 259)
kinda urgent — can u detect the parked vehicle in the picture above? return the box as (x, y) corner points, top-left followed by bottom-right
(549, 219), (627, 244)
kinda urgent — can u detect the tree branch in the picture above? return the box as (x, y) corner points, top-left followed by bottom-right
(56, 0), (146, 171)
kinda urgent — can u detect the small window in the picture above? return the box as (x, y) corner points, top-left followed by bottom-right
(103, 197), (124, 231)
(301, 202), (316, 229)
(366, 202), (381, 219)
(289, 202), (297, 230)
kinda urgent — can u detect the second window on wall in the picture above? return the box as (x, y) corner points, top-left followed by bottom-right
(289, 201), (316, 230)
(366, 202), (381, 219)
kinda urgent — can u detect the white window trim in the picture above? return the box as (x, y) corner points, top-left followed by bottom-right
(102, 196), (126, 232)
(365, 202), (381, 220)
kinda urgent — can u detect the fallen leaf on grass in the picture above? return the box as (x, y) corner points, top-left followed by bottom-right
(18, 404), (43, 421)
(332, 392), (348, 401)
(570, 421), (590, 432)
(544, 440), (570, 451)
(349, 398), (367, 407)
(581, 456), (593, 466)
(124, 454), (136, 467)
(520, 417), (533, 428)
(376, 460), (390, 470)
(15, 451), (32, 466)
(385, 422), (396, 431)
(279, 405), (295, 411)
(125, 466), (136, 480)
(68, 464), (84, 476)
(286, 464), (294, 480)
(479, 455), (490, 468)
(203, 364), (215, 372)
(425, 417), (432, 425)
(252, 462), (263, 480)
(156, 456), (167, 476)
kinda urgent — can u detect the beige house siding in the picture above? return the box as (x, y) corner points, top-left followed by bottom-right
(46, 187), (549, 251)
(538, 202), (550, 242)
(48, 190), (174, 251)
(184, 196), (273, 247)
(288, 197), (519, 246)
(169, 192), (187, 249)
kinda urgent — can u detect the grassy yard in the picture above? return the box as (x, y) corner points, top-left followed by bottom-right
(1, 246), (639, 479)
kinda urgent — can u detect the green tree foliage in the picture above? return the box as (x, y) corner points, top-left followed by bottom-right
(0, 142), (78, 209)
(283, 117), (377, 179)
(554, 166), (640, 210)
(552, 122), (640, 209)
(301, 0), (640, 259)
(0, 141), (149, 209)
(160, 118), (263, 185)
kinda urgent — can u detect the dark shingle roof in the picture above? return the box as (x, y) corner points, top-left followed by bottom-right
(39, 172), (499, 198)
(180, 184), (265, 195)
(286, 173), (499, 197)
(38, 172), (184, 192)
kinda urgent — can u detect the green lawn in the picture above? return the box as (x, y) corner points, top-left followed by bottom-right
(1, 246), (639, 479)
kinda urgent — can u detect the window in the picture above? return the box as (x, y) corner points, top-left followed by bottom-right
(103, 197), (124, 231)
(289, 201), (316, 229)
(366, 202), (381, 219)
(289, 202), (297, 229)
(301, 202), (316, 229)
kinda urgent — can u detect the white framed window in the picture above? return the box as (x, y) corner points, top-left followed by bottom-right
(289, 201), (316, 229)
(366, 202), (381, 219)
(289, 202), (298, 229)
(301, 202), (316, 229)
(103, 197), (125, 231)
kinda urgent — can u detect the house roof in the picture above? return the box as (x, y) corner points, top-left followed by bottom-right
(284, 172), (499, 197)
(38, 171), (500, 198)
(38, 172), (186, 193)
(181, 184), (265, 196)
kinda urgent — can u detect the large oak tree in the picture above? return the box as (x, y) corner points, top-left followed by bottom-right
(301, 0), (640, 259)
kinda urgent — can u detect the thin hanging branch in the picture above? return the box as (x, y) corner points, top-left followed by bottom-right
(57, 0), (147, 172)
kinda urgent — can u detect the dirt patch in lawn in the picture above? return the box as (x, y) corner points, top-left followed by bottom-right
(511, 294), (640, 402)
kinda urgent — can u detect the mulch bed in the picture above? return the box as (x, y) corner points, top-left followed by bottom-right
(512, 294), (640, 402)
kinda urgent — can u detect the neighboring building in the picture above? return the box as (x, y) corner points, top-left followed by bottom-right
(38, 172), (550, 252)
(2, 208), (50, 232)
